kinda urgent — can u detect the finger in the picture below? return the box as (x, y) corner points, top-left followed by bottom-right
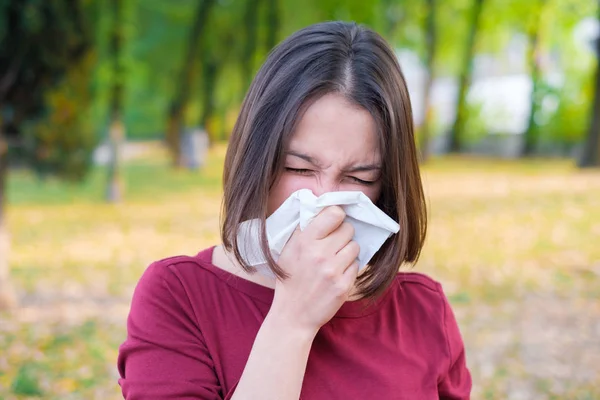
(339, 260), (359, 292)
(323, 222), (355, 254)
(335, 240), (360, 271)
(305, 206), (346, 240)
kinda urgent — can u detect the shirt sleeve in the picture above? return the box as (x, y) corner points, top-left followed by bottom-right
(117, 261), (230, 399)
(437, 284), (472, 400)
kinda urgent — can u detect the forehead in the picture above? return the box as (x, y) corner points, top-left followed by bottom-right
(287, 93), (380, 164)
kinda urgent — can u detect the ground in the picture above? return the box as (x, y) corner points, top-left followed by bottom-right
(1, 143), (599, 399)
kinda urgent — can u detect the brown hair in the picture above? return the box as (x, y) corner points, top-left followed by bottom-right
(221, 21), (427, 299)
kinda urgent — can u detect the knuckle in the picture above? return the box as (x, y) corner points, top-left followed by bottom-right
(327, 206), (345, 220)
(348, 241), (360, 255)
(321, 267), (336, 280)
(343, 222), (355, 237)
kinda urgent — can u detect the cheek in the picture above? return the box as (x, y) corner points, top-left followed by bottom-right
(267, 176), (309, 215)
(362, 183), (383, 205)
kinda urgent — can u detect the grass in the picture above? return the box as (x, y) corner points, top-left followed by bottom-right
(1, 142), (600, 399)
(8, 144), (223, 205)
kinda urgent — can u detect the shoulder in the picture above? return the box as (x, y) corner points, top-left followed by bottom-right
(386, 271), (461, 361)
(396, 271), (442, 292)
(388, 271), (451, 326)
(394, 271), (446, 303)
(138, 248), (219, 288)
(132, 248), (223, 308)
(126, 248), (230, 332)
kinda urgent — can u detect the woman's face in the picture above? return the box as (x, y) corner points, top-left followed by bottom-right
(267, 93), (383, 215)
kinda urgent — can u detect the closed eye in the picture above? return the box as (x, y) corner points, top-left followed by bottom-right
(286, 168), (376, 185)
(285, 167), (313, 175)
(349, 176), (377, 186)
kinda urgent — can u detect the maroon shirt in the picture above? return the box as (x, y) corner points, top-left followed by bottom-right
(118, 246), (471, 399)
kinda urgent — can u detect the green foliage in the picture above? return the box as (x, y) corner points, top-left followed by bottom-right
(0, 0), (97, 180)
(462, 98), (489, 144)
(94, 0), (148, 139)
(196, 0), (246, 130)
(83, 0), (600, 149)
(2, 0), (599, 152)
(26, 53), (97, 182)
(542, 73), (595, 147)
(431, 0), (473, 76)
(11, 363), (44, 396)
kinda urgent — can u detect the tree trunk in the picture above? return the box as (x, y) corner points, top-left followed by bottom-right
(520, 0), (545, 157)
(578, 7), (600, 168)
(106, 119), (125, 202)
(200, 58), (218, 146)
(106, 0), (125, 203)
(241, 0), (261, 91)
(420, 0), (437, 162)
(448, 0), (485, 153)
(0, 115), (16, 310)
(265, 0), (280, 51)
(578, 57), (600, 167)
(166, 0), (216, 167)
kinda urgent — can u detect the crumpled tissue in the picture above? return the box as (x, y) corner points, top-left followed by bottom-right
(236, 189), (400, 277)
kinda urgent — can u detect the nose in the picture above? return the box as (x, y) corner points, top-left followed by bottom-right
(310, 177), (339, 197)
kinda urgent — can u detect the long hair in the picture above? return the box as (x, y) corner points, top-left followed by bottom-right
(221, 21), (427, 299)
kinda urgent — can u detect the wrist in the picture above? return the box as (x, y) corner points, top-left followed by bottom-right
(263, 309), (319, 343)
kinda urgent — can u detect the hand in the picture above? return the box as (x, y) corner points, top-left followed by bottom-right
(268, 206), (360, 336)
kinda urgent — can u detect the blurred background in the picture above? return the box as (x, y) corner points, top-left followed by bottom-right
(1, 0), (599, 398)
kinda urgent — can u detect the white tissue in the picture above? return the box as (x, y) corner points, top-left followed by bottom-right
(236, 189), (400, 277)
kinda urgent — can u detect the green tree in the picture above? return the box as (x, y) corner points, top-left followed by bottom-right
(166, 0), (216, 167)
(0, 0), (95, 308)
(578, 5), (600, 167)
(241, 0), (261, 92)
(419, 0), (438, 162)
(106, 0), (126, 202)
(519, 0), (547, 156)
(448, 0), (486, 153)
(116, 2), (195, 140)
(265, 0), (281, 51)
(197, 0), (241, 144)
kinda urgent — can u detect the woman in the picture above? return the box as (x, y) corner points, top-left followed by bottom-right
(118, 21), (471, 399)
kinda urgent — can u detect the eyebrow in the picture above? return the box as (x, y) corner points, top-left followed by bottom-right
(285, 151), (381, 173)
(286, 151), (322, 167)
(343, 164), (381, 173)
